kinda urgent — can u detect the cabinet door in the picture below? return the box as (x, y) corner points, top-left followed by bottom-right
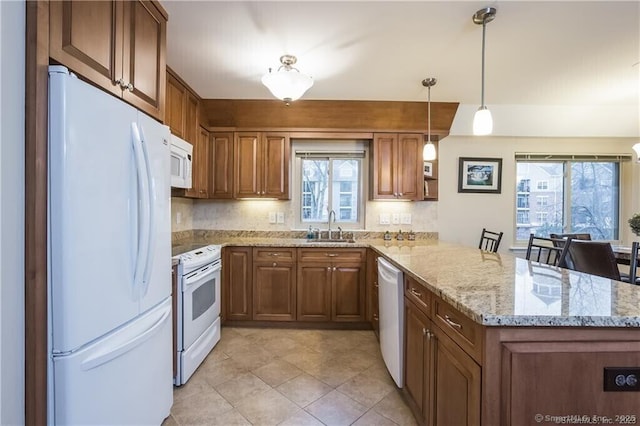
(432, 325), (481, 426)
(165, 72), (187, 137)
(121, 0), (166, 120)
(49, 0), (123, 99)
(332, 261), (366, 322)
(253, 261), (296, 321)
(297, 263), (331, 321)
(371, 133), (398, 199)
(404, 298), (433, 424)
(224, 247), (252, 321)
(397, 134), (424, 200)
(234, 132), (260, 198)
(209, 132), (234, 199)
(183, 127), (209, 198)
(184, 92), (199, 144)
(262, 133), (290, 199)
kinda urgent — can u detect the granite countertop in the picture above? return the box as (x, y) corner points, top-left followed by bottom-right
(173, 236), (640, 328)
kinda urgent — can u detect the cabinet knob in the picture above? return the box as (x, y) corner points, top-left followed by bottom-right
(398, 192), (403, 197)
(327, 266), (331, 271)
(272, 262), (277, 267)
(333, 266), (337, 271)
(115, 78), (126, 88)
(126, 82), (134, 92)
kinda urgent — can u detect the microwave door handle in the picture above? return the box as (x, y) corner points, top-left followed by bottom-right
(131, 122), (150, 300)
(138, 123), (156, 298)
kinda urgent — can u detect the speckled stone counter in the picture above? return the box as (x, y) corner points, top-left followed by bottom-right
(172, 234), (640, 328)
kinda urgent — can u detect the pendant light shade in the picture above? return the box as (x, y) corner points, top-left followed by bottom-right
(422, 77), (437, 161)
(632, 142), (640, 162)
(261, 55), (313, 106)
(472, 7), (496, 135)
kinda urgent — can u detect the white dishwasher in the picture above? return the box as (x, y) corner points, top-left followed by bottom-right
(377, 257), (404, 387)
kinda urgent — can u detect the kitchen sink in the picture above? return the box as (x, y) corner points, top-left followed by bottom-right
(309, 239), (356, 244)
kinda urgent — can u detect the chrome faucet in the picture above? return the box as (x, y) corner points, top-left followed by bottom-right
(327, 210), (336, 239)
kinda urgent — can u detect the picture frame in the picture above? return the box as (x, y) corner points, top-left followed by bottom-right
(423, 161), (433, 177)
(458, 157), (502, 193)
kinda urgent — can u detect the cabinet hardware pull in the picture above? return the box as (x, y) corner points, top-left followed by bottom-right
(410, 288), (422, 298)
(444, 315), (462, 329)
(373, 314), (378, 320)
(326, 253), (338, 257)
(126, 83), (134, 92)
(327, 267), (331, 271)
(268, 253), (280, 257)
(422, 328), (427, 335)
(115, 78), (126, 88)
(398, 192), (403, 196)
(333, 267), (336, 271)
(374, 283), (379, 288)
(272, 262), (277, 267)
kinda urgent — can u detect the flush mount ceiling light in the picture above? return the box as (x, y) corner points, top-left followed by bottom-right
(472, 7), (497, 136)
(422, 77), (437, 161)
(261, 55), (313, 106)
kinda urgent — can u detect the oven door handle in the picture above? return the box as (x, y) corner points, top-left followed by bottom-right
(184, 263), (221, 289)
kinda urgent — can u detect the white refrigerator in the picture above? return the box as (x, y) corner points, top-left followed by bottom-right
(47, 66), (173, 425)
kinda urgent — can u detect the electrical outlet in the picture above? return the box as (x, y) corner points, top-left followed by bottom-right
(379, 214), (390, 225)
(604, 368), (640, 391)
(276, 212), (285, 224)
(401, 213), (412, 225)
(391, 213), (400, 225)
(268, 212), (277, 224)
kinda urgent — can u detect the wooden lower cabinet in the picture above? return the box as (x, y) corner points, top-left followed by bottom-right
(223, 247), (252, 321)
(404, 291), (481, 426)
(404, 298), (433, 424)
(252, 248), (296, 321)
(297, 263), (332, 321)
(432, 323), (481, 426)
(297, 248), (366, 322)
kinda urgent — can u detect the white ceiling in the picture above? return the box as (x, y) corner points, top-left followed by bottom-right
(163, 1), (640, 136)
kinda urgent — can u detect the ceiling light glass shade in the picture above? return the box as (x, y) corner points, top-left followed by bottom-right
(473, 106), (493, 136)
(261, 69), (313, 104)
(423, 141), (436, 161)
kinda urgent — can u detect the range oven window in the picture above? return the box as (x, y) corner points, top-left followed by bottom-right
(191, 276), (216, 321)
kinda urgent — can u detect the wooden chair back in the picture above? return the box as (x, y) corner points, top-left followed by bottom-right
(550, 233), (591, 242)
(625, 241), (639, 285)
(479, 228), (503, 253)
(525, 234), (572, 267)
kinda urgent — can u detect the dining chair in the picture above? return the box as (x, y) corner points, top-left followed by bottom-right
(622, 241), (639, 285)
(565, 240), (621, 280)
(525, 234), (572, 267)
(479, 228), (503, 253)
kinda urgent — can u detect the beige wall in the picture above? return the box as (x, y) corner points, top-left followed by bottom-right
(437, 136), (640, 252)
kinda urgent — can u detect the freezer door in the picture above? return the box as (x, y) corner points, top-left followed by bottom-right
(49, 68), (140, 353)
(51, 297), (173, 425)
(136, 111), (172, 314)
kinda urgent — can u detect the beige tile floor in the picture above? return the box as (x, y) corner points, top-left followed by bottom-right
(162, 327), (417, 426)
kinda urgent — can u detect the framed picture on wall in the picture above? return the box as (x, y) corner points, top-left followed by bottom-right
(423, 161), (433, 177)
(458, 157), (502, 193)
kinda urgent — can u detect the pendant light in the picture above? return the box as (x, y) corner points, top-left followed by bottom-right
(422, 78), (437, 161)
(633, 142), (640, 162)
(472, 7), (497, 135)
(261, 55), (313, 106)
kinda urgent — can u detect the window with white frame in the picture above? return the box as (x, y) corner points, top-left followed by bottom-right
(515, 154), (628, 241)
(294, 141), (367, 229)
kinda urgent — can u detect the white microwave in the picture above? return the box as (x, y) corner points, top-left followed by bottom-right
(170, 135), (193, 188)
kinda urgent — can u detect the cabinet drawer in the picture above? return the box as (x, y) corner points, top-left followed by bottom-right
(404, 276), (431, 315)
(433, 297), (483, 363)
(253, 247), (296, 262)
(298, 248), (365, 262)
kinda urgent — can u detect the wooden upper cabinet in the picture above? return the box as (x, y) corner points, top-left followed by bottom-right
(234, 132), (290, 199)
(165, 71), (187, 138)
(371, 133), (424, 200)
(50, 0), (167, 121)
(165, 69), (199, 143)
(209, 132), (234, 199)
(183, 127), (209, 198)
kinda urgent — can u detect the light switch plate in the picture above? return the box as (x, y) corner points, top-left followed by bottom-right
(391, 213), (400, 225)
(276, 212), (285, 224)
(379, 214), (390, 225)
(268, 212), (277, 224)
(401, 213), (412, 225)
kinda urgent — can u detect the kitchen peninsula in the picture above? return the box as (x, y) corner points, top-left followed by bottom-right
(175, 234), (640, 426)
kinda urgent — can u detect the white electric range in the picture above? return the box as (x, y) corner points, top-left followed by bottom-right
(172, 244), (222, 385)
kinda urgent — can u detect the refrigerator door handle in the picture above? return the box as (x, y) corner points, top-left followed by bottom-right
(80, 302), (171, 371)
(138, 123), (156, 298)
(131, 122), (151, 298)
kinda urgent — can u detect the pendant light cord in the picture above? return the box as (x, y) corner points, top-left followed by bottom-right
(480, 20), (487, 108)
(427, 85), (431, 142)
